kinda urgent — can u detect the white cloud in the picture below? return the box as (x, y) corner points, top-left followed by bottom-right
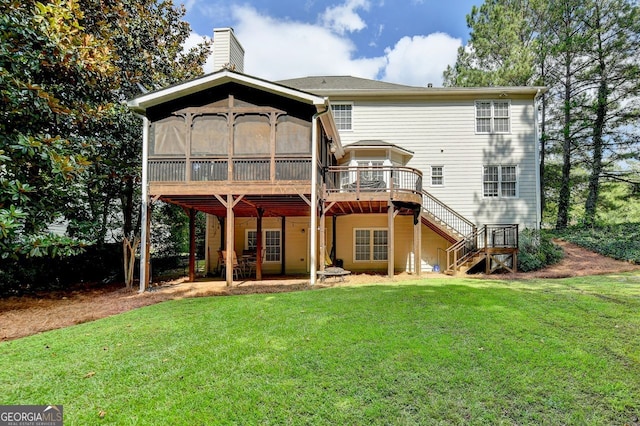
(320, 0), (370, 35)
(232, 5), (385, 80)
(194, 4), (461, 87)
(381, 33), (461, 87)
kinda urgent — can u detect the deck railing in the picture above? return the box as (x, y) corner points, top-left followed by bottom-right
(148, 157), (312, 183)
(324, 165), (423, 197)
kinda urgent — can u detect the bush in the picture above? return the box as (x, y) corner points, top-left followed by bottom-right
(518, 229), (564, 272)
(0, 244), (124, 297)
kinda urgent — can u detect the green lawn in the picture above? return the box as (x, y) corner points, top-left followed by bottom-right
(1, 274), (639, 425)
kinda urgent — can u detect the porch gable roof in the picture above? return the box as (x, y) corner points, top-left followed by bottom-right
(127, 69), (329, 114)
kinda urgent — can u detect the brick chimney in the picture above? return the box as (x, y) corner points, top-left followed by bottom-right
(212, 27), (245, 73)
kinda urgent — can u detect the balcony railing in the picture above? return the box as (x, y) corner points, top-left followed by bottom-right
(324, 165), (423, 197)
(148, 157), (312, 183)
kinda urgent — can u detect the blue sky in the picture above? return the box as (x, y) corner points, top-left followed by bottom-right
(183, 0), (481, 86)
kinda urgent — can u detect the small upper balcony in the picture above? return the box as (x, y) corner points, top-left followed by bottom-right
(324, 165), (423, 205)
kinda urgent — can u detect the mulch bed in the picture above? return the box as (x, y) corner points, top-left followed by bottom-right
(1, 240), (638, 342)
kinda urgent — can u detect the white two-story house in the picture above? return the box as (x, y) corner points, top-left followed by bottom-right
(128, 28), (544, 289)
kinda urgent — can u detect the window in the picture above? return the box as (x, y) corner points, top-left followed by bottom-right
(357, 160), (384, 182)
(354, 229), (388, 262)
(245, 229), (281, 262)
(475, 101), (510, 134)
(331, 103), (352, 130)
(431, 166), (444, 186)
(483, 165), (517, 198)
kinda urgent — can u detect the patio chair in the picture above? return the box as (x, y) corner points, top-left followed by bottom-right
(220, 250), (243, 280)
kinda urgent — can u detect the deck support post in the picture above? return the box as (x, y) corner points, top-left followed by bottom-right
(188, 208), (196, 282)
(139, 116), (150, 292)
(414, 211), (421, 276)
(280, 215), (285, 275)
(256, 208), (263, 280)
(319, 201), (326, 272)
(226, 193), (234, 286)
(310, 109), (328, 285)
(332, 216), (337, 264)
(387, 201), (395, 278)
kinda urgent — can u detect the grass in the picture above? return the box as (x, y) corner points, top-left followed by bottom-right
(1, 274), (640, 425)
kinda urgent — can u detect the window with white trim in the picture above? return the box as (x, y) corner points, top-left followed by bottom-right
(431, 166), (444, 186)
(476, 101), (510, 134)
(483, 165), (517, 198)
(245, 229), (281, 262)
(331, 103), (352, 130)
(357, 160), (384, 181)
(354, 228), (388, 261)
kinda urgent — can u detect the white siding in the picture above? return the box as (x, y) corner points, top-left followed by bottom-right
(337, 97), (539, 229)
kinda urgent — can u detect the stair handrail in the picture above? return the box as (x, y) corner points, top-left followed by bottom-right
(445, 225), (484, 273)
(445, 224), (520, 274)
(421, 189), (476, 237)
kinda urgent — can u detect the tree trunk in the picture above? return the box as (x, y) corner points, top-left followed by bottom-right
(540, 92), (547, 218)
(556, 58), (572, 230)
(584, 5), (607, 227)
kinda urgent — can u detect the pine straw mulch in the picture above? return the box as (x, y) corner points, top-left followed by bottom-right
(1, 240), (638, 342)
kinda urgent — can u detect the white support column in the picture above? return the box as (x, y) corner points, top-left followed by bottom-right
(139, 116), (150, 292)
(310, 115), (319, 285)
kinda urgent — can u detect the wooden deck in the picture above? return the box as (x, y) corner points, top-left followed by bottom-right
(147, 160), (424, 216)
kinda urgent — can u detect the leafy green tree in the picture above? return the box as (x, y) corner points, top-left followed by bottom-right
(443, 0), (542, 87)
(0, 0), (115, 258)
(69, 0), (211, 244)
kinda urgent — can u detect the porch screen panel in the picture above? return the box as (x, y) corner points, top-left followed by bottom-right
(150, 116), (186, 155)
(233, 115), (270, 155)
(275, 116), (311, 154)
(191, 115), (228, 155)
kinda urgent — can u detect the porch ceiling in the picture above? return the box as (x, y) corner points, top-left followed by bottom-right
(158, 195), (420, 218)
(158, 194), (313, 217)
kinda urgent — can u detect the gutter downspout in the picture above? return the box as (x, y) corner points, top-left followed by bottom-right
(533, 89), (542, 230)
(310, 104), (331, 286)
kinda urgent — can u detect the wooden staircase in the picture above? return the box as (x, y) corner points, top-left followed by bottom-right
(420, 190), (519, 275)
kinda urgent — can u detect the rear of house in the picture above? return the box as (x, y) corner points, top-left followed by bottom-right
(128, 28), (544, 289)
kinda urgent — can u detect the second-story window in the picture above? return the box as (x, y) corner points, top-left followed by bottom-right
(475, 101), (510, 134)
(431, 166), (444, 186)
(331, 103), (352, 130)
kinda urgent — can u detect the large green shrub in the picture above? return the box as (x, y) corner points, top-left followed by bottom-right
(518, 229), (564, 272)
(0, 244), (124, 297)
